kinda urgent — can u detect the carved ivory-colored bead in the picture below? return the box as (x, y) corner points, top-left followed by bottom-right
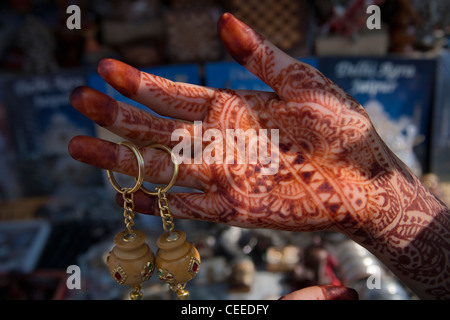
(107, 229), (155, 287)
(155, 230), (200, 285)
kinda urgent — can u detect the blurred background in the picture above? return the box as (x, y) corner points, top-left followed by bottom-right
(0, 0), (449, 300)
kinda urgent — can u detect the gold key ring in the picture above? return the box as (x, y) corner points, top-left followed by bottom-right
(107, 141), (145, 194)
(140, 144), (179, 196)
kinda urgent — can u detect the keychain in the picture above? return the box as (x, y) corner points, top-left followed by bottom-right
(140, 144), (201, 300)
(106, 141), (155, 300)
(105, 142), (200, 300)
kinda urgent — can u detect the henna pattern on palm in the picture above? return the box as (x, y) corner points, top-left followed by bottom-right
(68, 13), (449, 299)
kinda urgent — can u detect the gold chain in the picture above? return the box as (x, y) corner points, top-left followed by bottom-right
(122, 188), (135, 237)
(157, 187), (175, 234)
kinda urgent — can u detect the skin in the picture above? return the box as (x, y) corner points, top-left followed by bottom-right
(68, 13), (449, 300)
(279, 285), (358, 300)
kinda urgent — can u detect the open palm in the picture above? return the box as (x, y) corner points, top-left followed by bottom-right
(69, 13), (397, 234)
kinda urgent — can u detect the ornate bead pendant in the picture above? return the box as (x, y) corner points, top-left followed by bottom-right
(107, 229), (155, 299)
(155, 230), (200, 299)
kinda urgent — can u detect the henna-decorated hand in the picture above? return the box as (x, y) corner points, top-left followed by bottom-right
(68, 13), (380, 231)
(68, 13), (449, 299)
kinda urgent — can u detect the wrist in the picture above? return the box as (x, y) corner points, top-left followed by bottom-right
(329, 143), (421, 238)
(335, 159), (450, 299)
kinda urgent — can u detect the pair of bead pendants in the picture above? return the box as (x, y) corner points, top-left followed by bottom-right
(106, 229), (200, 300)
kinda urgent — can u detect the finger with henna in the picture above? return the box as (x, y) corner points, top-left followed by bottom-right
(278, 285), (359, 300)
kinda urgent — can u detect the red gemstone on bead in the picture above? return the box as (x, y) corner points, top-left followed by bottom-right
(114, 272), (122, 281)
(192, 262), (199, 273)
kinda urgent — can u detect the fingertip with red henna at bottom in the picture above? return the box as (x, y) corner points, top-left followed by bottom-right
(217, 12), (264, 66)
(320, 285), (359, 300)
(97, 58), (141, 98)
(277, 285), (359, 300)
